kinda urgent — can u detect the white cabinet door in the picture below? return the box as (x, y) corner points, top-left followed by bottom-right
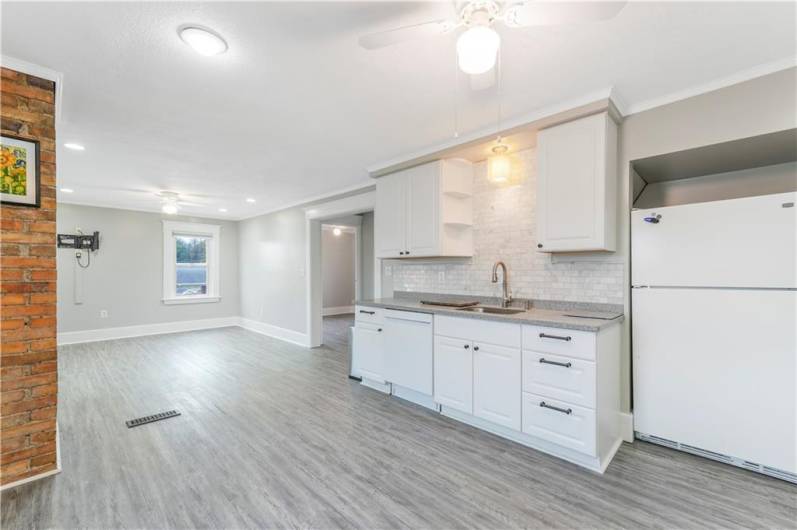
(433, 335), (473, 413)
(375, 171), (407, 258)
(383, 311), (433, 394)
(536, 112), (616, 252)
(473, 342), (521, 430)
(406, 163), (439, 257)
(354, 322), (384, 383)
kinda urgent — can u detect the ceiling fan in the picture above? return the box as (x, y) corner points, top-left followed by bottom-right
(359, 1), (627, 74)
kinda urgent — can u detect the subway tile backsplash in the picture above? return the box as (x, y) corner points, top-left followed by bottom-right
(383, 148), (624, 305)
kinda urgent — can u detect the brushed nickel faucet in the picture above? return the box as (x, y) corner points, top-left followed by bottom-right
(492, 261), (512, 308)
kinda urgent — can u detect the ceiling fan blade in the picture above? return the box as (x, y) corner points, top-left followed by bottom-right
(359, 19), (457, 50)
(503, 1), (627, 28)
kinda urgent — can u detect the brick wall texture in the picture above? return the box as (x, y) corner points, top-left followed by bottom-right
(387, 148), (625, 305)
(0, 67), (58, 486)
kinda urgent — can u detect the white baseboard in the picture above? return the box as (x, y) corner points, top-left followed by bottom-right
(57, 317), (240, 345)
(619, 412), (634, 443)
(237, 318), (311, 348)
(1, 422), (62, 492)
(322, 305), (354, 316)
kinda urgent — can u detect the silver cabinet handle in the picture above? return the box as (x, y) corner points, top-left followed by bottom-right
(539, 358), (572, 368)
(359, 310), (375, 315)
(539, 333), (571, 342)
(539, 401), (572, 415)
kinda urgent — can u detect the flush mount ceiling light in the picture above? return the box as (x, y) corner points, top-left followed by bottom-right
(245, 198), (256, 203)
(158, 191), (180, 214)
(218, 207), (228, 213)
(179, 26), (228, 56)
(64, 143), (85, 151)
(59, 187), (74, 193)
(332, 227), (342, 236)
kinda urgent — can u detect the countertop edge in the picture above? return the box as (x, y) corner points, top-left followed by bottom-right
(355, 300), (624, 332)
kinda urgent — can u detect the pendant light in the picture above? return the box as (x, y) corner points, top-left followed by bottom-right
(485, 44), (523, 187)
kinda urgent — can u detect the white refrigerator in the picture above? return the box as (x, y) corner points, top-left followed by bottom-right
(632, 191), (796, 480)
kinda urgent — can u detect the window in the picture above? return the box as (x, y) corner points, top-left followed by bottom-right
(163, 221), (220, 304)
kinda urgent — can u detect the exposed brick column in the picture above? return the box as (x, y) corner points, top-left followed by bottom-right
(0, 67), (58, 486)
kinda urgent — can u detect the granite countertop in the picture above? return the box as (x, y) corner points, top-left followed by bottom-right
(356, 295), (624, 332)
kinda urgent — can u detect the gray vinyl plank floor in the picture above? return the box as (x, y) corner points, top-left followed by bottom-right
(2, 326), (795, 529)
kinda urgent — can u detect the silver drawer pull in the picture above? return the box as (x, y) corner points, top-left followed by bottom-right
(359, 310), (375, 315)
(539, 333), (572, 342)
(539, 358), (572, 368)
(540, 401), (572, 415)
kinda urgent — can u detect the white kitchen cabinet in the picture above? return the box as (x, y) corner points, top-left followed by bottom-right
(433, 335), (473, 414)
(374, 171), (407, 258)
(383, 310), (433, 395)
(375, 159), (473, 258)
(536, 112), (618, 252)
(353, 322), (384, 383)
(473, 342), (521, 430)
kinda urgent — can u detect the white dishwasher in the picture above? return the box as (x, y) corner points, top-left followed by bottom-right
(382, 309), (435, 408)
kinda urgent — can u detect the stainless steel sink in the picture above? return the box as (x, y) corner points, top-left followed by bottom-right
(457, 306), (526, 315)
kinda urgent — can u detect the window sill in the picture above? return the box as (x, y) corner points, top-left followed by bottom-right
(162, 296), (221, 305)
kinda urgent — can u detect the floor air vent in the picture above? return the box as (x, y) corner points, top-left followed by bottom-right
(636, 431), (797, 485)
(126, 410), (181, 428)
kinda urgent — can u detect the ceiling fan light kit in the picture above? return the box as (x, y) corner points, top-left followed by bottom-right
(457, 26), (500, 75)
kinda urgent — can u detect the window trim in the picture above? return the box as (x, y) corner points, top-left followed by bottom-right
(162, 221), (221, 305)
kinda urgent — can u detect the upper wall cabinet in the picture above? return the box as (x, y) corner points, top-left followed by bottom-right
(536, 112), (618, 252)
(376, 159), (474, 259)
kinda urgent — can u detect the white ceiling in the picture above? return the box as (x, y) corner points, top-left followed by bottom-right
(2, 1), (794, 220)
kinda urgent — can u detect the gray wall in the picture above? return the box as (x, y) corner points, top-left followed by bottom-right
(56, 204), (240, 333)
(238, 206), (308, 333)
(321, 229), (355, 309)
(360, 211), (375, 300)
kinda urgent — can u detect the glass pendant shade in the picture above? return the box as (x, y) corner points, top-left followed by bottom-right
(457, 26), (500, 75)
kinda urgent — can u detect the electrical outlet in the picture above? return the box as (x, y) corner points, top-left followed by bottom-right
(438, 271), (446, 283)
(99, 310), (108, 318)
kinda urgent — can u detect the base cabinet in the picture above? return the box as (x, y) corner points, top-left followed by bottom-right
(474, 343), (521, 430)
(433, 336), (473, 413)
(353, 322), (384, 383)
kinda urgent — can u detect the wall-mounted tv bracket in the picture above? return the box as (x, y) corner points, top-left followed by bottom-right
(58, 230), (100, 268)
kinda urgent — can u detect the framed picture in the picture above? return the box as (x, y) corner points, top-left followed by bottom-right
(1, 134), (40, 208)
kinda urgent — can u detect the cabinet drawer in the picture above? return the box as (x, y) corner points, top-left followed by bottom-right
(522, 325), (596, 360)
(355, 305), (383, 324)
(522, 351), (596, 409)
(522, 392), (596, 456)
(436, 316), (521, 348)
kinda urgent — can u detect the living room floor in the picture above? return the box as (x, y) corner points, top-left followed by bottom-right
(1, 327), (794, 529)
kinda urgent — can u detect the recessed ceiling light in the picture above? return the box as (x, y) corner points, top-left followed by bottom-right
(218, 208), (228, 213)
(333, 227), (342, 236)
(64, 143), (85, 151)
(59, 187), (74, 193)
(245, 198), (256, 203)
(179, 26), (228, 56)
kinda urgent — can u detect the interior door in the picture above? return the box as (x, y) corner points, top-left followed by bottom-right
(433, 335), (473, 413)
(633, 287), (796, 473)
(632, 192), (796, 288)
(353, 322), (384, 383)
(375, 171), (407, 258)
(383, 311), (433, 394)
(406, 162), (439, 257)
(473, 342), (521, 430)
